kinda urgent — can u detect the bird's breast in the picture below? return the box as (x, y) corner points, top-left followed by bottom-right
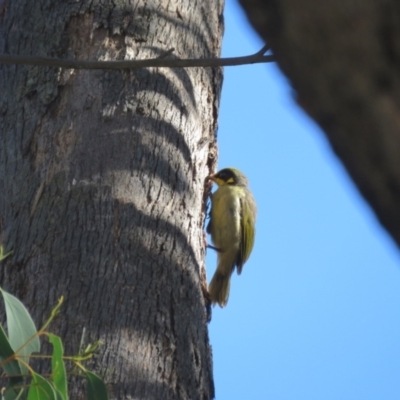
(210, 186), (242, 250)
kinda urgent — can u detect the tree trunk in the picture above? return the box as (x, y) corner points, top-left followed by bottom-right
(0, 0), (223, 398)
(239, 0), (400, 249)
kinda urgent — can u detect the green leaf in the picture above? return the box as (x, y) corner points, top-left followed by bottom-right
(0, 322), (22, 378)
(0, 288), (40, 375)
(48, 334), (68, 400)
(51, 387), (64, 400)
(27, 372), (57, 400)
(85, 371), (109, 400)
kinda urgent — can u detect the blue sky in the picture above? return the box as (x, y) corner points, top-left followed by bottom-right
(206, 2), (400, 399)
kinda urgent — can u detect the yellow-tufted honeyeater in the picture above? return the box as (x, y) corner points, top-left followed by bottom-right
(206, 168), (257, 307)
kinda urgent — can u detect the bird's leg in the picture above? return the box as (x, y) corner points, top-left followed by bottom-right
(203, 230), (223, 252)
(203, 231), (223, 252)
(207, 244), (223, 253)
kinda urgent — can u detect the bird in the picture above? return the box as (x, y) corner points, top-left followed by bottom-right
(206, 167), (256, 307)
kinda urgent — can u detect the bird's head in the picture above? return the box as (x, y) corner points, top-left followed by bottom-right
(208, 168), (249, 187)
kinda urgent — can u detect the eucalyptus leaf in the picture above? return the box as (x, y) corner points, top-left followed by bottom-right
(0, 288), (40, 376)
(48, 334), (68, 400)
(85, 370), (109, 400)
(27, 372), (57, 400)
(0, 322), (22, 378)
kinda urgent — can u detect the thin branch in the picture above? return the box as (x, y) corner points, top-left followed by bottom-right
(254, 44), (270, 56)
(0, 46), (275, 70)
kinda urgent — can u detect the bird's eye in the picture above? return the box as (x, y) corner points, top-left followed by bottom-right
(217, 169), (236, 183)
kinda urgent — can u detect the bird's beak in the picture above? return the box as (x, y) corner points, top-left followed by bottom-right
(208, 173), (224, 187)
(208, 174), (217, 182)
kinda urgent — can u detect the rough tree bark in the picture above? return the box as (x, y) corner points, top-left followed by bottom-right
(239, 0), (400, 249)
(0, 0), (223, 398)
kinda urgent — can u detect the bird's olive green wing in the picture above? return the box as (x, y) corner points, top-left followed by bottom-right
(237, 195), (255, 274)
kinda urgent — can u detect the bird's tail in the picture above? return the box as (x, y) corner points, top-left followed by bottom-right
(208, 272), (231, 307)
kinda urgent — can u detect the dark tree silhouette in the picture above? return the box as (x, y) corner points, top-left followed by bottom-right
(240, 0), (400, 249)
